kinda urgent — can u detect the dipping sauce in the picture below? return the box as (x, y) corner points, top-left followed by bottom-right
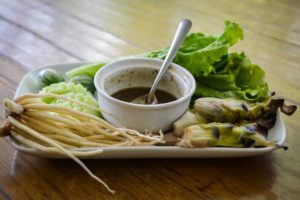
(111, 87), (177, 104)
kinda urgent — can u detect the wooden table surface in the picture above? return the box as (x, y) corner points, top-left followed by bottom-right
(0, 0), (300, 199)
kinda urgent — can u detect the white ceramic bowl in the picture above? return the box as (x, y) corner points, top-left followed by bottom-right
(94, 58), (196, 132)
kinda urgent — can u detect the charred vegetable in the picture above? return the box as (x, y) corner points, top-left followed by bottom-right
(173, 111), (208, 136)
(174, 95), (296, 148)
(194, 96), (296, 126)
(178, 122), (274, 148)
(177, 124), (219, 147)
(193, 97), (270, 123)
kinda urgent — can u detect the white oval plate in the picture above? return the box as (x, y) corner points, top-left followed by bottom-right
(11, 63), (286, 158)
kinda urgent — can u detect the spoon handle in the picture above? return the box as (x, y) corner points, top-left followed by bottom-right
(148, 19), (192, 100)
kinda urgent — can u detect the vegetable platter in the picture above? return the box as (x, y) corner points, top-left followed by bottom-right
(9, 62), (287, 159)
(0, 21), (297, 194)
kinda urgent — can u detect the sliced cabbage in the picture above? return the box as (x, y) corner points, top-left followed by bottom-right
(40, 82), (99, 116)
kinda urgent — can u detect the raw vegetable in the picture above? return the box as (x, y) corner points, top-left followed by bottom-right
(0, 93), (164, 194)
(146, 21), (244, 76)
(194, 53), (269, 101)
(69, 74), (96, 94)
(65, 21), (268, 101)
(40, 82), (99, 116)
(65, 57), (143, 79)
(38, 68), (64, 86)
(66, 62), (107, 78)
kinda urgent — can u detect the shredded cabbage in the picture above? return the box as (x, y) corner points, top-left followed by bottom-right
(40, 82), (99, 116)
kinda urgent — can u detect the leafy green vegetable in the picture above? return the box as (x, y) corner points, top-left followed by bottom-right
(195, 53), (269, 101)
(38, 69), (64, 86)
(65, 21), (269, 102)
(66, 63), (107, 79)
(40, 82), (99, 116)
(147, 21), (244, 76)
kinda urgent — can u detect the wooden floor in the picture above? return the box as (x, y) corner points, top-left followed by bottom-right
(0, 0), (300, 199)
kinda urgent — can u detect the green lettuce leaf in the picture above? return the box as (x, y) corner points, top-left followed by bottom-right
(146, 21), (244, 76)
(195, 52), (268, 101)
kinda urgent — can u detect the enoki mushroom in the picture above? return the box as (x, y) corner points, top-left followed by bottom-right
(0, 93), (164, 194)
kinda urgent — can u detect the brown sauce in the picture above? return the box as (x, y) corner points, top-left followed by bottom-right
(111, 87), (177, 104)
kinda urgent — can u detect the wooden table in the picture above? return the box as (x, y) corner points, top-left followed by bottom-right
(0, 0), (300, 199)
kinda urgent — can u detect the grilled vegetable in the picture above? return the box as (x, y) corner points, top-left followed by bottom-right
(178, 122), (274, 148)
(38, 69), (64, 86)
(194, 96), (296, 127)
(177, 124), (219, 147)
(69, 74), (96, 94)
(194, 97), (270, 123)
(173, 111), (207, 136)
(174, 95), (296, 148)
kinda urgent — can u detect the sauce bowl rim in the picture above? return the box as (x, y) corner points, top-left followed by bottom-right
(94, 58), (196, 110)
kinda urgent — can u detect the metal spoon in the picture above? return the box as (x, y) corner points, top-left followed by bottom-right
(132, 19), (192, 104)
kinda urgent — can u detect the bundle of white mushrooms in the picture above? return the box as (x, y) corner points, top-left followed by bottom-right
(0, 93), (164, 194)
